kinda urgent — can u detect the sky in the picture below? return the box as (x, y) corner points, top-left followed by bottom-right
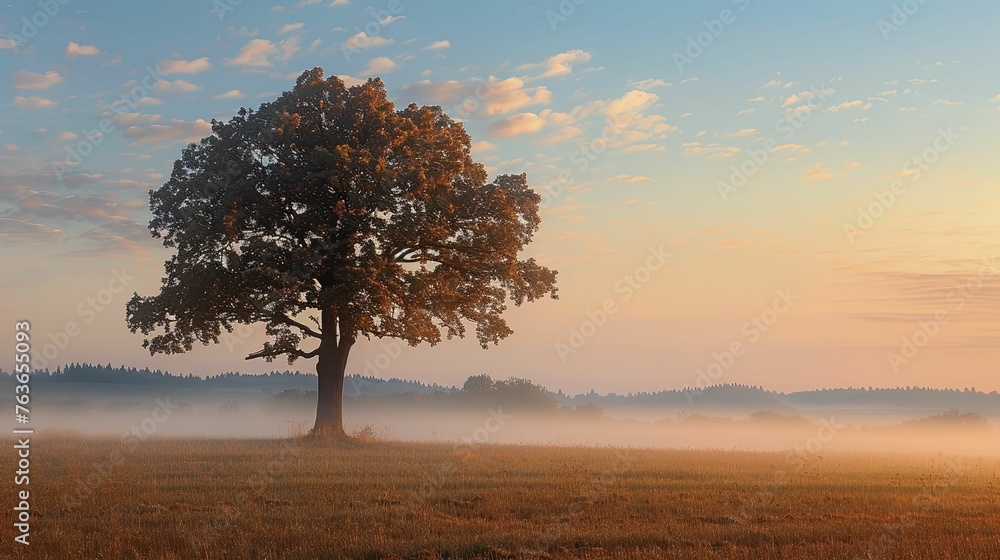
(2, 0), (1000, 395)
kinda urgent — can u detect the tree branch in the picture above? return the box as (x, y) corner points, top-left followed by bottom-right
(250, 300), (323, 339)
(386, 243), (516, 264)
(245, 346), (320, 361)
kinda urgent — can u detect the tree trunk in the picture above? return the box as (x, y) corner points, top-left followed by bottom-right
(313, 310), (354, 437)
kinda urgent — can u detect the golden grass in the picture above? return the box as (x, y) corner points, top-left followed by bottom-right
(2, 435), (998, 559)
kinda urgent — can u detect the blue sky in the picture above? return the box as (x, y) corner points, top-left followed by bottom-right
(3, 1), (1000, 394)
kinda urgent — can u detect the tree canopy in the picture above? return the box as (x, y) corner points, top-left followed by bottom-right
(126, 68), (558, 434)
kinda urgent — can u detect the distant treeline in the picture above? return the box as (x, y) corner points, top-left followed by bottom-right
(564, 384), (1000, 412)
(271, 374), (564, 412)
(0, 363), (453, 396)
(0, 363), (998, 412)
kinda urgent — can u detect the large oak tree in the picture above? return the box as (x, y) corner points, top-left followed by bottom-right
(126, 68), (558, 436)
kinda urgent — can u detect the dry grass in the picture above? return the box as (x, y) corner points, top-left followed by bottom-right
(2, 435), (999, 559)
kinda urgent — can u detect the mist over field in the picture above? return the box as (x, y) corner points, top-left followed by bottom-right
(40, 402), (999, 457)
(10, 365), (998, 456)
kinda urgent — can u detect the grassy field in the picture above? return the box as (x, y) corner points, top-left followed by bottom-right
(3, 435), (999, 559)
